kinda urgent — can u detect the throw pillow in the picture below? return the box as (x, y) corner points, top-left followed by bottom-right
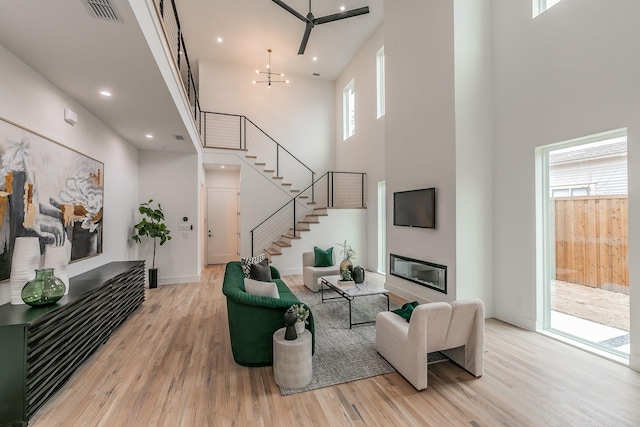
(250, 258), (272, 282)
(244, 277), (280, 299)
(392, 301), (420, 322)
(241, 253), (266, 278)
(314, 246), (333, 267)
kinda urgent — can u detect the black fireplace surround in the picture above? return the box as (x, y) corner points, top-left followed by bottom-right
(390, 254), (447, 294)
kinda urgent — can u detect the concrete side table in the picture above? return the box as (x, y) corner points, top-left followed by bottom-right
(273, 327), (312, 389)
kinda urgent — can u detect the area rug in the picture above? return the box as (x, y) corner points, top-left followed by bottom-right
(279, 287), (448, 395)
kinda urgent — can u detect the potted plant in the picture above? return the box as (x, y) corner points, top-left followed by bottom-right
(290, 303), (309, 334)
(336, 240), (356, 275)
(132, 199), (172, 288)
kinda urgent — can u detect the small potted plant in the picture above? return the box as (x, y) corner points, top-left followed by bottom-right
(336, 240), (356, 275)
(132, 199), (172, 288)
(290, 303), (309, 334)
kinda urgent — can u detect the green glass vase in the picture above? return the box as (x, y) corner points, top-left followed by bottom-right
(21, 268), (66, 307)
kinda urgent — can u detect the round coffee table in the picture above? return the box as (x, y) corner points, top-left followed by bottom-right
(272, 327), (312, 389)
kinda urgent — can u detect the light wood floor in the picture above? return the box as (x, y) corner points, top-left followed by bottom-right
(30, 265), (640, 426)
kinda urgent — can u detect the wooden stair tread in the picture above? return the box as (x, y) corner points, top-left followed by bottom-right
(282, 234), (302, 240)
(281, 183), (292, 186)
(273, 176), (284, 180)
(255, 162), (266, 166)
(264, 169), (275, 173)
(245, 155), (257, 159)
(264, 248), (281, 256)
(274, 240), (292, 248)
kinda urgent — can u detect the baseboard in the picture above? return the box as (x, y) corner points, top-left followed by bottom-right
(158, 273), (202, 286)
(277, 268), (303, 276)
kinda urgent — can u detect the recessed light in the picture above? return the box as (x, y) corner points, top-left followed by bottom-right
(312, 56), (318, 61)
(340, 5), (346, 11)
(100, 90), (112, 97)
(217, 37), (223, 43)
(221, 165), (225, 169)
(145, 134), (153, 139)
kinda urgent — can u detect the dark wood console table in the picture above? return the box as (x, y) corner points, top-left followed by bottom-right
(0, 261), (145, 427)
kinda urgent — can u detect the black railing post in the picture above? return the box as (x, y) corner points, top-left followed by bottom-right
(311, 172), (315, 203)
(276, 145), (280, 177)
(251, 231), (254, 257)
(293, 200), (297, 237)
(239, 116), (243, 150)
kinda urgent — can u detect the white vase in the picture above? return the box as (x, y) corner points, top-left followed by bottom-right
(43, 240), (72, 295)
(295, 321), (305, 335)
(9, 237), (41, 305)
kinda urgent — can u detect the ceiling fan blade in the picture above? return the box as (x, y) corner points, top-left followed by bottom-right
(272, 0), (307, 22)
(314, 6), (369, 25)
(298, 24), (313, 55)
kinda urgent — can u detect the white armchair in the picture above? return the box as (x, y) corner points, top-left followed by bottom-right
(302, 251), (339, 292)
(375, 299), (484, 391)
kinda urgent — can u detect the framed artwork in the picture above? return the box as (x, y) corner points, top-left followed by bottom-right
(0, 117), (104, 281)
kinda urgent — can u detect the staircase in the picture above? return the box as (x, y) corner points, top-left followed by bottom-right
(202, 111), (366, 260)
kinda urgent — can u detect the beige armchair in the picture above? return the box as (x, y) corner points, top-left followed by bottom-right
(375, 299), (484, 391)
(302, 251), (340, 292)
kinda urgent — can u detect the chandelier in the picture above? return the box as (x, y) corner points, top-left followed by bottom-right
(253, 49), (290, 87)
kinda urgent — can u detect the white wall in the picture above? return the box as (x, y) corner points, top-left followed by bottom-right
(138, 150), (201, 284)
(384, 0), (458, 303)
(199, 60), (335, 175)
(334, 24), (385, 273)
(0, 43), (139, 304)
(453, 0), (494, 309)
(492, 0), (640, 370)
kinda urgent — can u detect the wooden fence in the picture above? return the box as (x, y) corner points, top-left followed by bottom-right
(554, 196), (628, 292)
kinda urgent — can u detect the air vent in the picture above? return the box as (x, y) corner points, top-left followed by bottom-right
(174, 135), (185, 141)
(83, 0), (121, 22)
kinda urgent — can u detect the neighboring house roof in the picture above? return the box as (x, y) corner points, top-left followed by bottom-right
(550, 141), (627, 165)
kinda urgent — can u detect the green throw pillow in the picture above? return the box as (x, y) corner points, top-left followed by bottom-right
(314, 246), (333, 267)
(392, 301), (420, 322)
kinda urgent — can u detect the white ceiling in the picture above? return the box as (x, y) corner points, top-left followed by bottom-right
(0, 0), (382, 152)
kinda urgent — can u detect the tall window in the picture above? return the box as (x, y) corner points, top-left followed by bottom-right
(538, 129), (629, 359)
(343, 79), (355, 140)
(533, 0), (563, 17)
(376, 47), (385, 119)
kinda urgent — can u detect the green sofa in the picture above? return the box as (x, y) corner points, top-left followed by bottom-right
(222, 261), (315, 367)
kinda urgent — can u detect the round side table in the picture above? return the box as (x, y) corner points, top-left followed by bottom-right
(272, 327), (312, 389)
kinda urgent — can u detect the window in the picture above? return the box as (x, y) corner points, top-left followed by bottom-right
(343, 79), (355, 140)
(538, 128), (629, 359)
(533, 0), (563, 17)
(376, 47), (385, 119)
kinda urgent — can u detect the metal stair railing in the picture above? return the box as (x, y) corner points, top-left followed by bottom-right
(155, 0), (202, 132)
(250, 172), (366, 257)
(202, 111), (315, 194)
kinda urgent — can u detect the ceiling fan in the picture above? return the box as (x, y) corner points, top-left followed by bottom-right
(272, 0), (370, 55)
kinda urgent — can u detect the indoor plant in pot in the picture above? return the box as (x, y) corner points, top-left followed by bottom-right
(290, 303), (309, 335)
(132, 199), (171, 288)
(336, 240), (356, 276)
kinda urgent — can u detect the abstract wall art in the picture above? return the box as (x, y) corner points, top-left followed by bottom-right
(0, 117), (104, 281)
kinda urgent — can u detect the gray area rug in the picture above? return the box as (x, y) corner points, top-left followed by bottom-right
(280, 287), (448, 395)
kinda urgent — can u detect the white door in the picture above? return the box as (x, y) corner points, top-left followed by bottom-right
(207, 187), (238, 265)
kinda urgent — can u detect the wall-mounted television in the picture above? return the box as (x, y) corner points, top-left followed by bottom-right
(393, 187), (436, 229)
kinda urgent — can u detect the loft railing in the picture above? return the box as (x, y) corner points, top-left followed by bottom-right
(202, 111), (315, 194)
(250, 172), (366, 256)
(155, 0), (202, 132)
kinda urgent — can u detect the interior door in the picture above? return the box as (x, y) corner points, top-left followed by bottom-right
(207, 187), (238, 265)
